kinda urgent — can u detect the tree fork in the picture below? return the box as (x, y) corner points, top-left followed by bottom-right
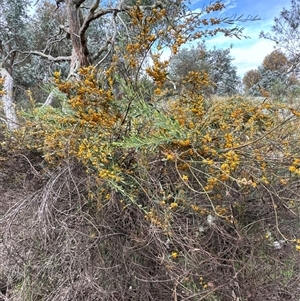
(65, 0), (91, 76)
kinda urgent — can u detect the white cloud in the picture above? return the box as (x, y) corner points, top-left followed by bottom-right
(190, 0), (204, 4)
(230, 40), (277, 77)
(185, 0), (290, 78)
(191, 8), (204, 14)
(203, 20), (278, 78)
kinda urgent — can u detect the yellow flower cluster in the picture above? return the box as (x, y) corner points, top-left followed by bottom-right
(181, 175), (188, 181)
(0, 77), (5, 96)
(224, 133), (238, 148)
(199, 276), (209, 290)
(171, 33), (186, 55)
(98, 168), (122, 182)
(296, 239), (300, 251)
(145, 56), (169, 88)
(162, 94), (286, 207)
(165, 151), (176, 161)
(182, 71), (211, 92)
(20, 67), (128, 185)
(289, 158), (300, 175)
(145, 208), (169, 230)
(169, 202), (179, 209)
(167, 72), (210, 130)
(191, 204), (209, 215)
(224, 150), (240, 170)
(205, 2), (225, 13)
(124, 3), (173, 81)
(215, 205), (229, 216)
(205, 177), (218, 191)
(171, 251), (178, 259)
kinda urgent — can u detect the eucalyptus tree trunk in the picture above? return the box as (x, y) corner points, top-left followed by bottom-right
(0, 68), (18, 130)
(65, 0), (91, 77)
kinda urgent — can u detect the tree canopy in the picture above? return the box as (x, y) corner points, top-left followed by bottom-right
(260, 0), (300, 72)
(243, 49), (299, 99)
(169, 43), (240, 96)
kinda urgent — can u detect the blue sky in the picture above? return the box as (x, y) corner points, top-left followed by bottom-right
(188, 0), (291, 78)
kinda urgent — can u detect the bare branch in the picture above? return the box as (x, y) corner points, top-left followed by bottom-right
(117, 13), (132, 43)
(29, 51), (72, 62)
(80, 7), (123, 38)
(94, 12), (118, 67)
(80, 1), (164, 38)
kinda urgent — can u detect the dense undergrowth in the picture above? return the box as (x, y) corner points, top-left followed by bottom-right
(0, 65), (300, 301)
(0, 0), (300, 299)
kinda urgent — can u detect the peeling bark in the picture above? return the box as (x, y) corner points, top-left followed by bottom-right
(65, 0), (91, 77)
(0, 68), (18, 130)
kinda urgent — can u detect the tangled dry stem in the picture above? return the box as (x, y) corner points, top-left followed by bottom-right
(0, 153), (300, 301)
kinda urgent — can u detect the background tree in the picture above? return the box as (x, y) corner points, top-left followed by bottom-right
(169, 42), (240, 96)
(260, 0), (300, 73)
(243, 49), (299, 99)
(262, 49), (289, 72)
(0, 0), (258, 129)
(0, 0), (31, 129)
(28, 0), (258, 79)
(243, 69), (261, 90)
(24, 1), (72, 104)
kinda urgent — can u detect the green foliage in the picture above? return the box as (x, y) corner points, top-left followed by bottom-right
(263, 49), (289, 72)
(260, 0), (300, 71)
(0, 0), (30, 43)
(0, 0), (49, 105)
(243, 68), (261, 90)
(169, 42), (240, 96)
(243, 50), (300, 100)
(1, 1), (300, 301)
(2, 63), (300, 300)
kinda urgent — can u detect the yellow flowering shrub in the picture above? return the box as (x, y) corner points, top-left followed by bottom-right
(4, 54), (299, 241)
(16, 62), (297, 230)
(1, 2), (300, 300)
(4, 67), (127, 186)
